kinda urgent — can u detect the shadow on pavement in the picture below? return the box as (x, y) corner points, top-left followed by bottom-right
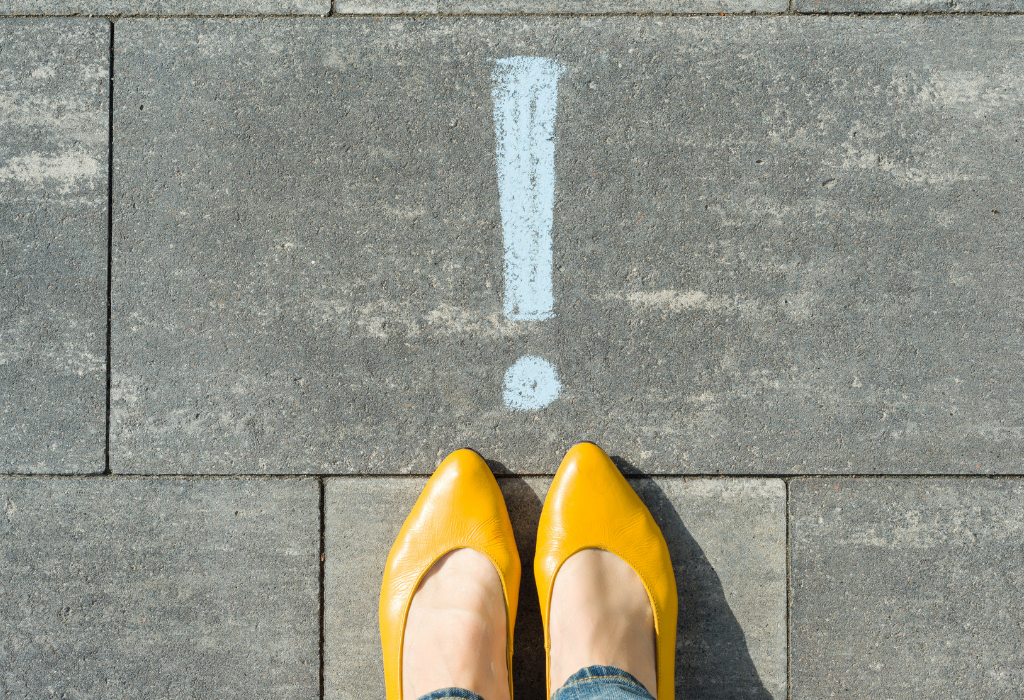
(493, 472), (549, 700)
(617, 458), (774, 700)
(494, 461), (773, 700)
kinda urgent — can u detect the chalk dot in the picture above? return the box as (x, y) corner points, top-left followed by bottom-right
(503, 356), (561, 411)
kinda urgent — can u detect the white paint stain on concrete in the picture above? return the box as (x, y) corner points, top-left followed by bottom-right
(620, 289), (763, 320)
(839, 145), (984, 186)
(0, 150), (101, 192)
(620, 282), (821, 323)
(492, 56), (561, 322)
(503, 355), (561, 411)
(975, 422), (1024, 442)
(0, 91), (107, 146)
(628, 289), (734, 313)
(30, 64), (56, 79)
(310, 298), (523, 340)
(916, 70), (1024, 118)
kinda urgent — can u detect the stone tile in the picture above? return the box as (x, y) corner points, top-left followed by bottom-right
(335, 1), (788, 13)
(0, 20), (109, 474)
(112, 18), (1024, 475)
(640, 478), (787, 699)
(797, 0), (1023, 13)
(0, 476), (320, 699)
(439, 0), (787, 13)
(0, 1), (330, 15)
(334, 0), (438, 13)
(790, 478), (1024, 699)
(324, 476), (786, 700)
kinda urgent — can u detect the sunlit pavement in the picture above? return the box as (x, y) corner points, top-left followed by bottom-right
(2, 7), (1022, 699)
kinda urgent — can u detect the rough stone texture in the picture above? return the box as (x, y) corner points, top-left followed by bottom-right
(797, 0), (1024, 13)
(641, 478), (787, 699)
(335, 1), (788, 14)
(335, 0), (438, 13)
(443, 0), (788, 13)
(790, 478), (1024, 700)
(112, 17), (1024, 475)
(0, 20), (109, 474)
(324, 476), (787, 700)
(0, 1), (329, 15)
(0, 476), (320, 699)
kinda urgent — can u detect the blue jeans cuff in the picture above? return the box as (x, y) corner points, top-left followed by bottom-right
(415, 688), (487, 700)
(551, 665), (656, 700)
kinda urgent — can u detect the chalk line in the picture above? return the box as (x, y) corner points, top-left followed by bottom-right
(492, 56), (562, 322)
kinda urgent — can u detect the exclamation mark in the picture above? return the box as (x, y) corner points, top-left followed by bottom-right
(492, 57), (562, 411)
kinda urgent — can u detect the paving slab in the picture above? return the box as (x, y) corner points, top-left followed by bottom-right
(790, 478), (1024, 700)
(797, 0), (1023, 14)
(440, 0), (788, 12)
(112, 17), (1024, 475)
(335, 1), (788, 14)
(0, 476), (320, 699)
(0, 19), (109, 474)
(324, 476), (786, 700)
(0, 1), (329, 15)
(334, 0), (438, 12)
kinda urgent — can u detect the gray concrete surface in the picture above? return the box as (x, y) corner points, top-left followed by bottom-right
(336, 0), (789, 14)
(335, 0), (438, 12)
(0, 0), (329, 14)
(324, 476), (787, 700)
(3, 8), (1023, 700)
(0, 476), (320, 699)
(111, 17), (1024, 475)
(640, 478), (787, 700)
(4, 0), (1020, 12)
(790, 478), (1024, 700)
(0, 20), (109, 474)
(797, 0), (1024, 13)
(440, 0), (788, 12)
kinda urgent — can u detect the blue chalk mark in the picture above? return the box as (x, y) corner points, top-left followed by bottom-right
(492, 56), (562, 322)
(503, 355), (561, 410)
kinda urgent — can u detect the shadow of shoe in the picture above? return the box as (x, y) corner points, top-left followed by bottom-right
(496, 460), (776, 700)
(495, 474), (548, 700)
(622, 463), (775, 700)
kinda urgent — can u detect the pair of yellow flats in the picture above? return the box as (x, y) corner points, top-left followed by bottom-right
(380, 442), (678, 700)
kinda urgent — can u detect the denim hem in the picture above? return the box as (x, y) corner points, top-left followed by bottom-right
(551, 665), (656, 700)
(415, 687), (487, 700)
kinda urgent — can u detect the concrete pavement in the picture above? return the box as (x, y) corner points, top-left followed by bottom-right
(1, 8), (1022, 700)
(7, 1), (1024, 15)
(791, 478), (1024, 699)
(111, 17), (1023, 475)
(325, 477), (786, 700)
(0, 477), (320, 698)
(0, 20), (109, 474)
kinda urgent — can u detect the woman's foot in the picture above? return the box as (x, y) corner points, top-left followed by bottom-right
(402, 548), (510, 700)
(548, 549), (657, 697)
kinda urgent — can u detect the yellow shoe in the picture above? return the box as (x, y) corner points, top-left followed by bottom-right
(380, 449), (521, 700)
(535, 443), (677, 700)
